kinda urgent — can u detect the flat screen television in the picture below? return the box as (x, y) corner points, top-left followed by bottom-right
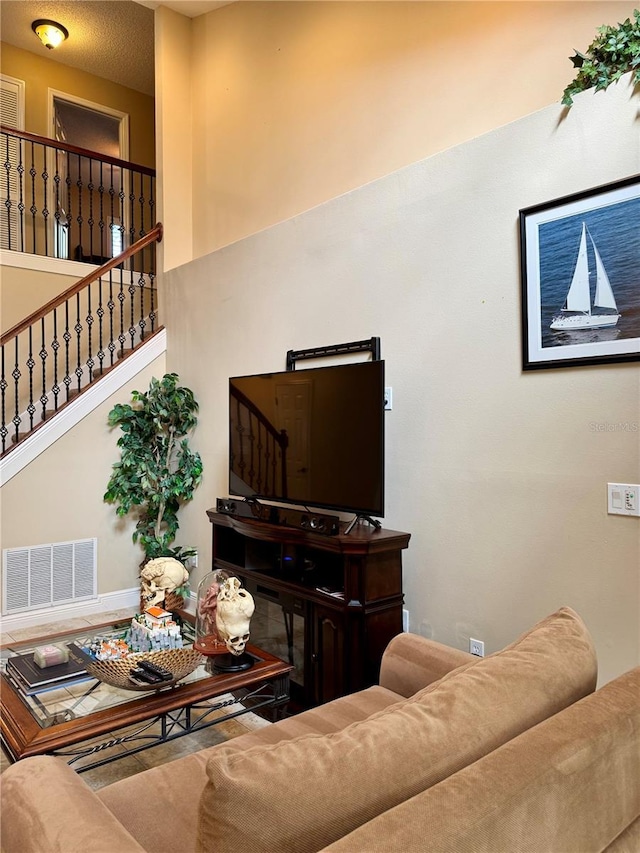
(228, 359), (385, 518)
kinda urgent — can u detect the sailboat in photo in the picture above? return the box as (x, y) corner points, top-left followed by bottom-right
(550, 222), (620, 330)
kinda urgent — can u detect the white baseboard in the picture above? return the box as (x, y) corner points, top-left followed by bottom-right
(0, 586), (140, 634)
(1, 584), (197, 635)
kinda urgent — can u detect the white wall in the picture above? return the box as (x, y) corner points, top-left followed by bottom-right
(164, 76), (639, 687)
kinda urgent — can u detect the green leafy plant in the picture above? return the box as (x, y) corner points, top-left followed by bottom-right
(562, 9), (640, 106)
(104, 373), (204, 565)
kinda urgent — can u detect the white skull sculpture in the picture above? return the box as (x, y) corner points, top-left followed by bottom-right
(140, 557), (189, 609)
(215, 577), (255, 656)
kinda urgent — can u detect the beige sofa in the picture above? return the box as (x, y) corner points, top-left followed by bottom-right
(2, 606), (638, 853)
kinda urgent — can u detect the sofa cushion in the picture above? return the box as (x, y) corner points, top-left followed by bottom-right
(196, 606), (597, 853)
(322, 667), (640, 853)
(0, 756), (147, 853)
(97, 684), (402, 853)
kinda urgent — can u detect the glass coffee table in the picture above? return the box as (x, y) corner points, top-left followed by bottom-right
(0, 613), (291, 772)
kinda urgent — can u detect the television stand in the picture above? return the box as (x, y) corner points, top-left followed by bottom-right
(344, 514), (382, 535)
(207, 509), (410, 708)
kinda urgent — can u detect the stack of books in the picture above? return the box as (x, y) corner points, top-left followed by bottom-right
(5, 648), (90, 696)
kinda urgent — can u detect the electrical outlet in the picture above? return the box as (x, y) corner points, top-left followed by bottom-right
(402, 608), (409, 632)
(384, 387), (393, 411)
(469, 638), (485, 657)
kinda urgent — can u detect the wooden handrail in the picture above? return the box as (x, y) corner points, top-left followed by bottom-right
(0, 125), (156, 177)
(1, 223), (163, 346)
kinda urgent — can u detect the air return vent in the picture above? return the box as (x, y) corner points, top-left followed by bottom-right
(2, 538), (97, 615)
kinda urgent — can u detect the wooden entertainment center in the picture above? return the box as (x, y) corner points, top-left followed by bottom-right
(207, 509), (411, 708)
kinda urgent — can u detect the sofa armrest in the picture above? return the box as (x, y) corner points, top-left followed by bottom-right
(1, 756), (147, 853)
(379, 632), (476, 697)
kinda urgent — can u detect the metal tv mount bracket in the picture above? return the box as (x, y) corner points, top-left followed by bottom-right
(286, 336), (381, 371)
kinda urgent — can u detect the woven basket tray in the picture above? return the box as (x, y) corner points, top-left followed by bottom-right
(70, 647), (204, 692)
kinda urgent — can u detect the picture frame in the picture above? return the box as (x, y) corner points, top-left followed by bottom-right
(519, 175), (640, 370)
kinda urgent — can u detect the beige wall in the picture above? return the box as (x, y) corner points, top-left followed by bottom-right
(0, 42), (155, 168)
(155, 7), (193, 271)
(156, 0), (632, 264)
(2, 2), (637, 681)
(1, 265), (79, 332)
(164, 76), (639, 688)
(0, 354), (167, 597)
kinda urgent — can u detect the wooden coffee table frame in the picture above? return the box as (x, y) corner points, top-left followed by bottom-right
(1, 621), (291, 773)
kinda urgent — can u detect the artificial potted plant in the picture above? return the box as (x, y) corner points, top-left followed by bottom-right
(562, 9), (640, 106)
(104, 372), (204, 608)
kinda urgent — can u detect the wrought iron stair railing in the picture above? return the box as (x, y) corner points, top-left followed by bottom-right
(1, 126), (155, 263)
(1, 223), (163, 457)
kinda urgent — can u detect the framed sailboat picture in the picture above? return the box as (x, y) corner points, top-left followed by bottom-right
(519, 175), (640, 369)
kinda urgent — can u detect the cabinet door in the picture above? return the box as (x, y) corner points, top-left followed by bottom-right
(312, 606), (346, 705)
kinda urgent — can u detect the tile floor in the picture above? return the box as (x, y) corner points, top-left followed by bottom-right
(0, 607), (271, 790)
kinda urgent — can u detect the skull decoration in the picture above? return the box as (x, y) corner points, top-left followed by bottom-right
(140, 557), (189, 609)
(215, 577), (255, 656)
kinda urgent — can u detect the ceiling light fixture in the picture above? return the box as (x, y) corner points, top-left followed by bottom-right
(31, 19), (69, 50)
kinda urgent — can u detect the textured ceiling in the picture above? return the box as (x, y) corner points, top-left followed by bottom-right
(0, 1), (231, 97)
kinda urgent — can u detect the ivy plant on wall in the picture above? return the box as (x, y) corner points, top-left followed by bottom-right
(562, 9), (640, 106)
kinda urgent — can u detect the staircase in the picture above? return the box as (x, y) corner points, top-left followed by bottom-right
(1, 223), (163, 459)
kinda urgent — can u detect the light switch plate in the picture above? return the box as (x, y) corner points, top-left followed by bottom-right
(607, 484), (640, 516)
